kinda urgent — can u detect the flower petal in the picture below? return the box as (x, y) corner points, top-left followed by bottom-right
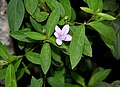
(55, 25), (62, 34)
(56, 39), (62, 45)
(61, 24), (69, 35)
(54, 32), (59, 38)
(63, 34), (72, 41)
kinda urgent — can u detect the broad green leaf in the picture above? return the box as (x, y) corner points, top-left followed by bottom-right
(51, 0), (65, 17)
(7, 0), (25, 31)
(88, 21), (116, 50)
(83, 36), (92, 57)
(59, 0), (71, 20)
(70, 25), (85, 69)
(71, 72), (85, 86)
(80, 7), (94, 14)
(88, 69), (111, 86)
(32, 7), (49, 22)
(30, 17), (43, 32)
(26, 52), (41, 65)
(30, 76), (43, 87)
(45, 0), (54, 10)
(47, 69), (65, 87)
(86, 0), (103, 12)
(0, 67), (7, 80)
(10, 29), (34, 43)
(40, 43), (51, 74)
(97, 13), (116, 20)
(0, 41), (10, 60)
(46, 9), (60, 37)
(25, 32), (47, 40)
(24, 0), (38, 15)
(5, 64), (17, 87)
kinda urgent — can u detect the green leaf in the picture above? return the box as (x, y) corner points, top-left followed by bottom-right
(71, 7), (76, 21)
(83, 36), (92, 57)
(70, 25), (85, 69)
(0, 41), (10, 60)
(88, 69), (111, 86)
(5, 64), (17, 87)
(97, 13), (116, 20)
(10, 29), (34, 43)
(80, 7), (94, 14)
(85, 0), (103, 12)
(7, 0), (25, 31)
(46, 9), (60, 37)
(71, 72), (85, 86)
(16, 68), (25, 81)
(26, 52), (41, 65)
(30, 17), (43, 32)
(24, 0), (38, 15)
(14, 58), (22, 71)
(88, 21), (116, 50)
(47, 69), (65, 87)
(40, 43), (51, 74)
(22, 62), (31, 75)
(30, 76), (43, 87)
(0, 67), (7, 80)
(32, 7), (49, 22)
(25, 32), (47, 40)
(51, 0), (65, 17)
(18, 41), (25, 50)
(59, 0), (71, 20)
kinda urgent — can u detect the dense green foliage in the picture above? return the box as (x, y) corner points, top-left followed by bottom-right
(0, 0), (120, 87)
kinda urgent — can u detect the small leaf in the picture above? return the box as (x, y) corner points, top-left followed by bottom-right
(30, 17), (43, 32)
(14, 58), (22, 71)
(46, 9), (60, 37)
(25, 32), (47, 40)
(97, 13), (116, 20)
(16, 68), (25, 81)
(5, 64), (17, 87)
(7, 0), (25, 31)
(71, 72), (85, 86)
(30, 76), (43, 87)
(24, 0), (38, 15)
(26, 52), (41, 65)
(22, 62), (31, 75)
(88, 69), (111, 86)
(59, 0), (72, 20)
(0, 41), (10, 60)
(70, 24), (85, 69)
(80, 7), (94, 14)
(32, 7), (49, 22)
(40, 43), (51, 74)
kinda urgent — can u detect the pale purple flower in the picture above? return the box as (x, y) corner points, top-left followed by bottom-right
(54, 24), (72, 45)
